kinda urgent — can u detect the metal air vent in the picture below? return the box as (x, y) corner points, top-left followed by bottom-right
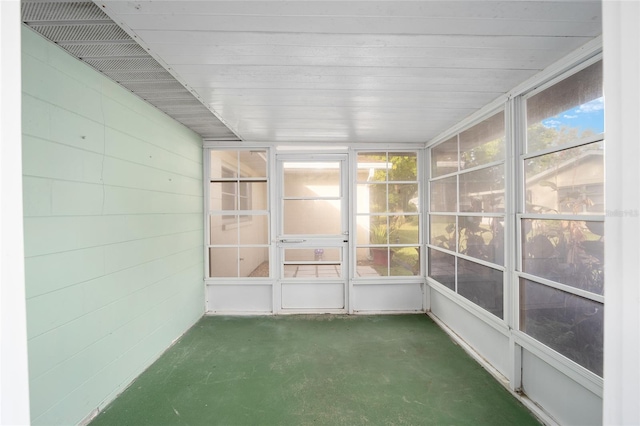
(21, 0), (239, 141)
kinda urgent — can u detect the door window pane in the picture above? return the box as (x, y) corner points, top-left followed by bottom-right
(284, 162), (340, 197)
(520, 279), (603, 375)
(283, 200), (341, 235)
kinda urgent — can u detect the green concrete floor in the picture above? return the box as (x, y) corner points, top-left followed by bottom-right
(91, 315), (539, 426)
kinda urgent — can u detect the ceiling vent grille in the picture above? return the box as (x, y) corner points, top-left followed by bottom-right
(21, 1), (239, 141)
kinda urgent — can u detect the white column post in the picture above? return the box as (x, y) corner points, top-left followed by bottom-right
(0, 1), (31, 425)
(602, 1), (640, 425)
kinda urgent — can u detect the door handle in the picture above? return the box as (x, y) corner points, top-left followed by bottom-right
(280, 239), (306, 243)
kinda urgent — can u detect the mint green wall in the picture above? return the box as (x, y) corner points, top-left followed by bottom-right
(21, 26), (205, 425)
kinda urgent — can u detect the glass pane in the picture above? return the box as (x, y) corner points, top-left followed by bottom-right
(246, 181), (268, 211)
(283, 162), (340, 197)
(459, 165), (504, 213)
(460, 111), (505, 170)
(527, 61), (603, 152)
(239, 150), (267, 178)
(238, 215), (269, 245)
(390, 246), (420, 276)
(210, 215), (239, 245)
(239, 247), (269, 278)
(388, 183), (419, 213)
(210, 151), (238, 179)
(429, 215), (456, 251)
(357, 152), (388, 182)
(283, 248), (342, 279)
(357, 183), (387, 213)
(431, 137), (458, 178)
(525, 142), (604, 215)
(367, 216), (391, 245)
(520, 279), (603, 376)
(428, 248), (455, 291)
(396, 216), (419, 244)
(458, 216), (504, 266)
(388, 152), (418, 181)
(283, 200), (341, 235)
(284, 248), (341, 262)
(457, 258), (503, 319)
(430, 176), (457, 212)
(356, 261), (385, 278)
(209, 247), (238, 277)
(522, 219), (604, 295)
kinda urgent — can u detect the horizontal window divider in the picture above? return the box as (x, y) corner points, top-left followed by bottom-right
(426, 244), (457, 257)
(511, 329), (603, 396)
(208, 211), (269, 215)
(455, 252), (506, 271)
(205, 280), (273, 286)
(358, 244), (420, 248)
(209, 178), (268, 182)
(518, 213), (605, 222)
(456, 212), (506, 217)
(429, 170), (459, 181)
(356, 213), (420, 216)
(427, 278), (510, 335)
(282, 196), (342, 201)
(521, 133), (604, 160)
(284, 261), (341, 266)
(427, 211), (457, 216)
(458, 160), (506, 175)
(207, 244), (270, 248)
(517, 272), (604, 303)
(352, 278), (425, 285)
(355, 180), (420, 184)
(280, 279), (344, 284)
(427, 245), (505, 271)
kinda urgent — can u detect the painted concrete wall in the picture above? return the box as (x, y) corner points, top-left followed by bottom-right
(21, 26), (205, 425)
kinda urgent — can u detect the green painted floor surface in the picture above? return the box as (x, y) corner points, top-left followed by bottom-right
(91, 315), (539, 425)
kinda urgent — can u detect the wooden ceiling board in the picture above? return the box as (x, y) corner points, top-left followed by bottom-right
(98, 0), (602, 143)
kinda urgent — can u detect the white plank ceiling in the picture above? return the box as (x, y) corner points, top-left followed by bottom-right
(98, 0), (602, 144)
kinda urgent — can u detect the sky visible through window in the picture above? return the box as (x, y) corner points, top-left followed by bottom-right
(542, 97), (604, 134)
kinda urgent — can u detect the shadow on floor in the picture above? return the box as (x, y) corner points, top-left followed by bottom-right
(91, 314), (540, 425)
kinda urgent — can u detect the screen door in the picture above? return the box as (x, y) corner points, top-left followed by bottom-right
(276, 154), (349, 311)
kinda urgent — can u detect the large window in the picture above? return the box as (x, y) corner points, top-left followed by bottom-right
(208, 150), (270, 278)
(428, 111), (506, 319)
(427, 60), (605, 377)
(355, 152), (421, 277)
(519, 60), (604, 376)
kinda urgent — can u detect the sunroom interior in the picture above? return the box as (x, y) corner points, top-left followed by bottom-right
(1, 1), (639, 425)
